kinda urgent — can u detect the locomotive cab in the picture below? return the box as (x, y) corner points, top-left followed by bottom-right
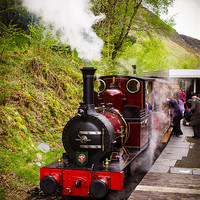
(94, 75), (152, 150)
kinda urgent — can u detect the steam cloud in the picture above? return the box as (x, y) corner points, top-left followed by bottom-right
(130, 83), (170, 174)
(23, 0), (104, 61)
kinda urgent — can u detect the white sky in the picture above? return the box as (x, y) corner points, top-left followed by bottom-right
(161, 0), (200, 40)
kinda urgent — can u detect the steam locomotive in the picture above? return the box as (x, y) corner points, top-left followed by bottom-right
(31, 67), (171, 199)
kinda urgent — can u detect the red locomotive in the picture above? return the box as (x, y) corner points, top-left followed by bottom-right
(31, 67), (171, 199)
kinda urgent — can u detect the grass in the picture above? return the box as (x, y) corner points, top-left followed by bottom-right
(0, 35), (82, 199)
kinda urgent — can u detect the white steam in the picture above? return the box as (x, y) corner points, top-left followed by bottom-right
(130, 127), (161, 175)
(23, 0), (104, 61)
(130, 82), (170, 174)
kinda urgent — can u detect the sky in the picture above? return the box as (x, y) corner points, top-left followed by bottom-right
(161, 0), (200, 40)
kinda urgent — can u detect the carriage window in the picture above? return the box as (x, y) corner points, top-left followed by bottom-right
(94, 79), (106, 93)
(126, 79), (140, 93)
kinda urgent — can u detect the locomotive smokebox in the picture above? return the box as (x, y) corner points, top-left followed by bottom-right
(80, 67), (96, 115)
(63, 67), (116, 166)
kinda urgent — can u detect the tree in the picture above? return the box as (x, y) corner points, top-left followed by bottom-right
(0, 0), (33, 31)
(118, 36), (170, 75)
(91, 0), (175, 59)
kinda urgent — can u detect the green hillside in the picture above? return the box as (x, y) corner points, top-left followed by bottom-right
(0, 29), (84, 199)
(1, 1), (200, 199)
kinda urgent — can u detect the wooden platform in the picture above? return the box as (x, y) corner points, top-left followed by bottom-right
(128, 123), (200, 200)
(162, 127), (173, 143)
(129, 172), (200, 200)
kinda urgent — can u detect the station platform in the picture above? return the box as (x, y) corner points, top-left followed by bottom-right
(128, 123), (200, 200)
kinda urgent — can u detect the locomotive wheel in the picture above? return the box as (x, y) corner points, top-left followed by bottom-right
(40, 175), (57, 194)
(89, 179), (108, 199)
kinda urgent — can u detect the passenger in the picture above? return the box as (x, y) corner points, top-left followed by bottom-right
(190, 94), (200, 138)
(148, 103), (152, 112)
(186, 87), (192, 100)
(179, 88), (186, 114)
(184, 99), (193, 110)
(183, 99), (192, 125)
(180, 87), (186, 103)
(179, 99), (185, 113)
(168, 98), (183, 137)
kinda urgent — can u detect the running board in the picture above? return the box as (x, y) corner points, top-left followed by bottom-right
(162, 127), (173, 143)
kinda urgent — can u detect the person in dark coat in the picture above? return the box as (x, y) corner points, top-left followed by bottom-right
(190, 94), (200, 138)
(183, 99), (192, 125)
(168, 98), (183, 137)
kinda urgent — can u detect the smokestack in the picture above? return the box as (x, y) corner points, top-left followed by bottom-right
(132, 65), (136, 75)
(80, 67), (96, 114)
